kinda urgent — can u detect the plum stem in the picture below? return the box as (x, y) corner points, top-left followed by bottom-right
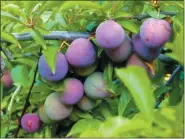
(14, 47), (42, 138)
(155, 65), (182, 109)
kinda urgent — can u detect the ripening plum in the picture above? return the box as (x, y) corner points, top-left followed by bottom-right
(73, 59), (99, 77)
(105, 35), (133, 63)
(66, 38), (96, 68)
(77, 96), (96, 111)
(132, 34), (162, 61)
(44, 92), (72, 121)
(38, 52), (68, 82)
(60, 78), (84, 105)
(21, 113), (41, 133)
(140, 18), (171, 48)
(96, 20), (125, 49)
(38, 105), (55, 124)
(1, 69), (13, 89)
(84, 72), (110, 100)
(126, 53), (154, 78)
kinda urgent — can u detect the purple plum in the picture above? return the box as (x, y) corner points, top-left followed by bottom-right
(105, 34), (133, 63)
(140, 18), (171, 48)
(21, 113), (41, 133)
(96, 20), (125, 49)
(38, 52), (68, 82)
(1, 69), (13, 89)
(60, 78), (84, 105)
(66, 38), (96, 68)
(132, 34), (162, 61)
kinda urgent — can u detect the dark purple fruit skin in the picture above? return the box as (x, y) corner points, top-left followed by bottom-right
(66, 38), (96, 68)
(126, 53), (154, 78)
(1, 69), (13, 89)
(21, 113), (41, 133)
(96, 20), (125, 49)
(77, 95), (96, 111)
(140, 18), (171, 48)
(84, 72), (110, 100)
(38, 52), (68, 82)
(105, 35), (133, 63)
(73, 59), (99, 77)
(44, 92), (72, 121)
(60, 78), (84, 105)
(132, 34), (162, 62)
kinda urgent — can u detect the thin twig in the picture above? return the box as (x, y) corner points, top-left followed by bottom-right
(14, 47), (42, 138)
(155, 65), (182, 109)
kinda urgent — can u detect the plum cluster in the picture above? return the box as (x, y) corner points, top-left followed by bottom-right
(4, 18), (171, 133)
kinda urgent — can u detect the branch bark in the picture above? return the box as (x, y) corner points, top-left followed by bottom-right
(155, 65), (182, 109)
(14, 47), (42, 138)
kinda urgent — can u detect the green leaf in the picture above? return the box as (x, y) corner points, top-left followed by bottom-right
(3, 4), (23, 16)
(30, 29), (47, 50)
(67, 119), (102, 137)
(10, 65), (29, 86)
(11, 58), (37, 67)
(103, 61), (113, 86)
(73, 108), (93, 119)
(1, 32), (20, 46)
(154, 85), (171, 99)
(117, 19), (140, 33)
(147, 8), (166, 19)
(0, 11), (24, 25)
(42, 46), (58, 74)
(118, 89), (132, 116)
(115, 66), (155, 122)
(59, 1), (102, 12)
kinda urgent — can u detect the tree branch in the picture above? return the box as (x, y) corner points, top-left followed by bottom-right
(155, 65), (182, 109)
(0, 31), (91, 42)
(14, 47), (42, 138)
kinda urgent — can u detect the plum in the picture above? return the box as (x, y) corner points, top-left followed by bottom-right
(21, 113), (41, 133)
(60, 78), (84, 105)
(126, 53), (154, 78)
(105, 34), (133, 63)
(132, 34), (162, 61)
(38, 105), (55, 124)
(44, 92), (72, 121)
(73, 59), (99, 77)
(96, 20), (125, 49)
(38, 52), (68, 82)
(84, 72), (110, 100)
(66, 38), (96, 68)
(140, 18), (171, 48)
(77, 95), (96, 111)
(1, 69), (13, 89)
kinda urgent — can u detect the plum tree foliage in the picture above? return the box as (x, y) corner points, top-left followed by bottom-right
(0, 1), (184, 138)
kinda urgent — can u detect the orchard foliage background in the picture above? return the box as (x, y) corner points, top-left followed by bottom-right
(0, 0), (184, 138)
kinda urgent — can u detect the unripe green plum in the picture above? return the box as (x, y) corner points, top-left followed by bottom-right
(60, 78), (84, 105)
(96, 20), (125, 49)
(73, 59), (99, 77)
(126, 53), (154, 78)
(44, 92), (72, 121)
(77, 96), (96, 111)
(84, 72), (110, 100)
(38, 105), (55, 124)
(105, 34), (133, 63)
